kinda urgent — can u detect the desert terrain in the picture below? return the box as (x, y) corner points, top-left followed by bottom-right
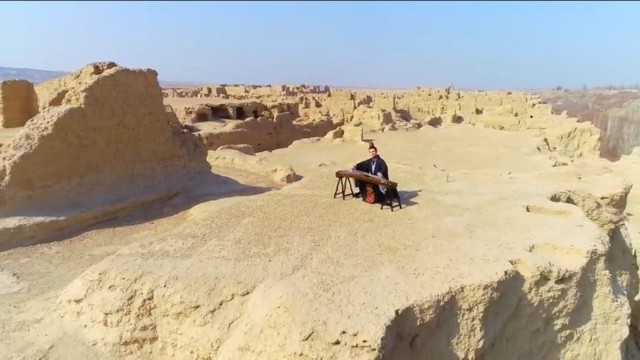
(0, 62), (640, 360)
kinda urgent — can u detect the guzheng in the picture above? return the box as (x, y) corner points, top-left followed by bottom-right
(334, 169), (398, 188)
(332, 169), (402, 211)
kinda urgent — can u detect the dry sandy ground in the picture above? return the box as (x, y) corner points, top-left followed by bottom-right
(0, 124), (638, 359)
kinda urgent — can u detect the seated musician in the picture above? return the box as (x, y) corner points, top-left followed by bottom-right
(352, 142), (389, 203)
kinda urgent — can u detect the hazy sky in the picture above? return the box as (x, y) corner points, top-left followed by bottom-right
(1, 1), (639, 89)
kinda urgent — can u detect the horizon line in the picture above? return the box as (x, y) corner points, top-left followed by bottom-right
(2, 64), (638, 92)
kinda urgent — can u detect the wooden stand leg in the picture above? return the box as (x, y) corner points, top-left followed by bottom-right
(380, 189), (401, 211)
(341, 178), (347, 199)
(332, 176), (362, 201)
(346, 178), (354, 198)
(334, 177), (344, 199)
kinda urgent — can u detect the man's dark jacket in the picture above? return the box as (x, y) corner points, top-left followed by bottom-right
(354, 155), (389, 180)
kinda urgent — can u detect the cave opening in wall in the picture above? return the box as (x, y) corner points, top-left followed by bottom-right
(236, 107), (246, 119)
(211, 105), (232, 119)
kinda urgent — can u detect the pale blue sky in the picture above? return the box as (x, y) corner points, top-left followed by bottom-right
(1, 1), (638, 89)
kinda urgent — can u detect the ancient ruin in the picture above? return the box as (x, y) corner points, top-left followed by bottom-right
(0, 80), (38, 128)
(0, 62), (209, 249)
(0, 61), (639, 360)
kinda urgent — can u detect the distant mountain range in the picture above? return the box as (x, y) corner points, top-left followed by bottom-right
(0, 66), (203, 88)
(0, 66), (68, 84)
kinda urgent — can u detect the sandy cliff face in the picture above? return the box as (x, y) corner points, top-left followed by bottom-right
(541, 89), (640, 161)
(381, 186), (638, 359)
(601, 100), (640, 160)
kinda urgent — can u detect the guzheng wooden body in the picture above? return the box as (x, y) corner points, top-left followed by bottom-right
(334, 169), (398, 188)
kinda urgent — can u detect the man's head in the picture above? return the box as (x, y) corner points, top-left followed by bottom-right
(368, 143), (378, 158)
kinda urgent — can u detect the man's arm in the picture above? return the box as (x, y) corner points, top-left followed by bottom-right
(353, 159), (369, 172)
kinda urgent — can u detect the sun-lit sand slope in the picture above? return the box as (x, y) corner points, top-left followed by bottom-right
(1, 62), (640, 359)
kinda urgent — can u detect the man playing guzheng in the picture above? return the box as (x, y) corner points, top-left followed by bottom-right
(352, 142), (389, 203)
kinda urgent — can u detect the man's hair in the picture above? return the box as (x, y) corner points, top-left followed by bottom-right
(369, 142), (377, 152)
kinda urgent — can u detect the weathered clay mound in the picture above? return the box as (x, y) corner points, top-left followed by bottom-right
(196, 113), (336, 152)
(207, 148), (300, 184)
(0, 62), (210, 219)
(535, 121), (601, 164)
(34, 62), (119, 111)
(351, 105), (393, 131)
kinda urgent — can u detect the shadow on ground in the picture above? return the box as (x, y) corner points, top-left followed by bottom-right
(0, 172), (272, 252)
(343, 189), (421, 211)
(398, 189), (421, 208)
